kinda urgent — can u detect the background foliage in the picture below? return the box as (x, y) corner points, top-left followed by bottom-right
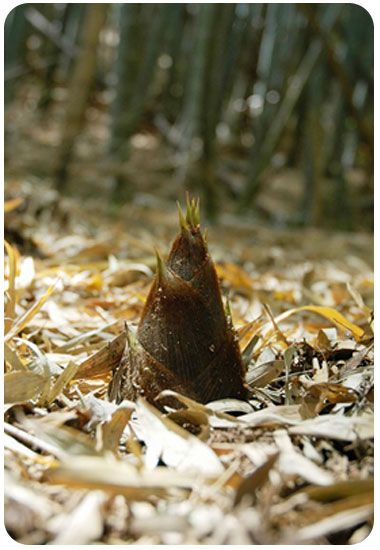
(4, 3), (374, 229)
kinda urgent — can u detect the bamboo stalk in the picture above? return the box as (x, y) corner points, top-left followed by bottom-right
(55, 3), (108, 187)
(241, 4), (342, 207)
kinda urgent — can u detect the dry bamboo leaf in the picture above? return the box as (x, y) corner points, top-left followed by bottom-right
(133, 398), (224, 476)
(4, 342), (28, 371)
(74, 330), (128, 379)
(247, 360), (284, 387)
(32, 410), (79, 428)
(291, 504), (373, 543)
(240, 404), (303, 427)
(288, 413), (373, 441)
(274, 430), (334, 485)
(215, 261), (253, 290)
(4, 197), (24, 212)
(49, 491), (106, 545)
(4, 433), (43, 461)
(55, 321), (119, 352)
(263, 302), (290, 346)
(166, 409), (210, 434)
(4, 371), (49, 404)
(16, 256), (35, 290)
(24, 420), (100, 457)
(312, 357), (329, 383)
(5, 284), (55, 342)
(299, 478), (374, 502)
(15, 337), (63, 378)
(302, 382), (357, 416)
(129, 513), (189, 537)
(241, 333), (260, 367)
(44, 456), (197, 498)
(3, 182), (374, 545)
(101, 406), (134, 452)
(234, 452), (279, 505)
(315, 328), (333, 350)
(340, 345), (372, 375)
(274, 305), (364, 341)
(158, 389), (242, 427)
(348, 524), (372, 544)
(206, 398), (254, 414)
(346, 282), (372, 321)
(5, 471), (57, 520)
(237, 316), (264, 342)
(5, 421), (65, 458)
(4, 239), (18, 322)
(47, 361), (79, 403)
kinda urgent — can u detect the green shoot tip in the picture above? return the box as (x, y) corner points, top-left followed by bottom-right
(177, 201), (189, 231)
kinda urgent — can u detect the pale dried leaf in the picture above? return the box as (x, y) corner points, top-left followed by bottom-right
(101, 406), (134, 452)
(4, 343), (28, 371)
(247, 360), (284, 387)
(74, 330), (128, 379)
(5, 471), (57, 520)
(4, 433), (42, 460)
(45, 456), (199, 498)
(288, 414), (374, 441)
(4, 371), (49, 404)
(49, 491), (106, 544)
(158, 389), (241, 428)
(240, 404), (303, 427)
(4, 239), (18, 322)
(47, 361), (79, 403)
(234, 452), (279, 505)
(5, 284), (55, 342)
(292, 504), (373, 543)
(134, 398), (224, 476)
(24, 420), (100, 457)
(206, 398), (254, 414)
(55, 321), (119, 352)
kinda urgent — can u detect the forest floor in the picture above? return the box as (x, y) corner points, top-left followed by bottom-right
(4, 175), (374, 545)
(4, 92), (374, 545)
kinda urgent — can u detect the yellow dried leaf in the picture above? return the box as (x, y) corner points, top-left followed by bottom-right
(300, 478), (374, 502)
(101, 407), (133, 452)
(275, 305), (364, 341)
(215, 261), (253, 290)
(5, 284), (55, 342)
(4, 343), (27, 371)
(75, 330), (128, 379)
(346, 282), (372, 321)
(4, 240), (18, 322)
(44, 456), (194, 499)
(4, 197), (24, 212)
(4, 371), (48, 404)
(234, 452), (279, 505)
(87, 273), (103, 291)
(47, 361), (79, 403)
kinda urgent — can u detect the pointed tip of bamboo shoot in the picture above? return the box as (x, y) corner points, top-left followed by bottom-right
(185, 192), (192, 223)
(185, 192), (201, 228)
(177, 201), (189, 232)
(154, 248), (168, 284)
(194, 197), (200, 225)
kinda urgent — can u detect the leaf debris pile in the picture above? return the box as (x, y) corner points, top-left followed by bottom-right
(4, 179), (374, 544)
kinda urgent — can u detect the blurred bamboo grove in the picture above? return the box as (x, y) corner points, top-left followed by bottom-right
(4, 3), (374, 229)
